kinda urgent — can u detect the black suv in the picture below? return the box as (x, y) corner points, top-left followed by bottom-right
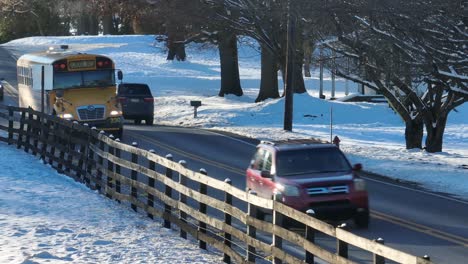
(246, 139), (369, 228)
(117, 83), (154, 125)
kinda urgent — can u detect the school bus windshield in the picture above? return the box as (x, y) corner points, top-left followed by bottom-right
(53, 69), (115, 89)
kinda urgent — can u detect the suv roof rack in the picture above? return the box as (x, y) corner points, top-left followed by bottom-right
(260, 138), (325, 146)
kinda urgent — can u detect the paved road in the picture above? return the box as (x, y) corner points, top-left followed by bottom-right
(1, 46), (467, 263)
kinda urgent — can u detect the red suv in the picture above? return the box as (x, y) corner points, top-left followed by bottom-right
(246, 139), (369, 228)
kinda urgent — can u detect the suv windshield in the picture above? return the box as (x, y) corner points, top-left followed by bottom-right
(276, 147), (351, 176)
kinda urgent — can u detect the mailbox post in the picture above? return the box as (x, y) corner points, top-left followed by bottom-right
(190, 100), (201, 118)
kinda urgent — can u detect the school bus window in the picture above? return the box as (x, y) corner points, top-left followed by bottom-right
(83, 70), (114, 87)
(54, 72), (82, 89)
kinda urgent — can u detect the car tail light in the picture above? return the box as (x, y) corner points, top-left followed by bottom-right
(143, 97), (154, 102)
(118, 97), (127, 103)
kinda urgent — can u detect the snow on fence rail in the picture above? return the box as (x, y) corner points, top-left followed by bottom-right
(0, 105), (433, 264)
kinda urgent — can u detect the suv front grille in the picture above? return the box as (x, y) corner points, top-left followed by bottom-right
(307, 185), (349, 196)
(77, 105), (105, 121)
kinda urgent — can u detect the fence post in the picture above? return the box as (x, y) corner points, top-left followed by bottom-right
(95, 131), (106, 193)
(40, 117), (50, 164)
(76, 123), (88, 181)
(17, 110), (26, 149)
(272, 193), (283, 264)
(57, 122), (67, 173)
(198, 168), (208, 250)
(85, 127), (97, 187)
(246, 190), (258, 262)
(305, 209), (316, 264)
(24, 109), (33, 153)
(114, 138), (121, 202)
(178, 160), (188, 239)
(130, 141), (139, 212)
(147, 149), (156, 219)
(66, 122), (77, 175)
(48, 120), (58, 166)
(106, 134), (115, 199)
(223, 178), (233, 264)
(8, 107), (13, 145)
(32, 113), (40, 156)
(337, 223), (349, 259)
(373, 238), (385, 264)
(163, 154), (173, 229)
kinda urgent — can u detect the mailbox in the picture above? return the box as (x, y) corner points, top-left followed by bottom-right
(190, 100), (202, 107)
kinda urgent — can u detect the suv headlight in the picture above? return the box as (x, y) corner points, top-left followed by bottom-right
(60, 113), (74, 120)
(275, 183), (300, 197)
(354, 178), (367, 191)
(110, 110), (122, 116)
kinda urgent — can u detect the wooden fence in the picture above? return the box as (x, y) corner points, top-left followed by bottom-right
(0, 105), (433, 264)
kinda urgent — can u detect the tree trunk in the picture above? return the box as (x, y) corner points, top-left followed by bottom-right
(132, 15), (144, 34)
(218, 32), (243, 97)
(404, 119), (423, 149)
(88, 14), (99, 35)
(256, 44), (279, 102)
(424, 114), (447, 153)
(303, 40), (313, 78)
(293, 59), (306, 93)
(102, 14), (113, 35)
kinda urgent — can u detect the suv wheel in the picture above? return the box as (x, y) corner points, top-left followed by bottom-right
(354, 210), (370, 229)
(145, 118), (154, 126)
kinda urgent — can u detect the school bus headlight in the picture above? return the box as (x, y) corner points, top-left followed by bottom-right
(110, 110), (122, 116)
(60, 113), (74, 120)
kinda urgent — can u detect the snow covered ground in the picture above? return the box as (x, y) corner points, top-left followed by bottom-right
(0, 138), (222, 264)
(0, 35), (467, 263)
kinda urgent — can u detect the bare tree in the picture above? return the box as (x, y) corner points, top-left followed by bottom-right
(319, 0), (467, 152)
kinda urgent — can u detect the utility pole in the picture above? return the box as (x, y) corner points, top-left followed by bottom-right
(284, 0), (295, 131)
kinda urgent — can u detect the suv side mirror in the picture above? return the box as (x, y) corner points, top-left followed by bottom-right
(352, 163), (363, 171)
(260, 170), (272, 178)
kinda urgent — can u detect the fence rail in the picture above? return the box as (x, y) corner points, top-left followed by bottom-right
(0, 104), (433, 264)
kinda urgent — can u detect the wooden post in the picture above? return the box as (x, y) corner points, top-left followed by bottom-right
(246, 190), (257, 262)
(76, 123), (88, 181)
(65, 122), (77, 175)
(178, 160), (188, 239)
(305, 209), (316, 264)
(24, 109), (33, 153)
(130, 141), (139, 212)
(198, 168), (208, 250)
(40, 118), (50, 164)
(337, 223), (349, 259)
(223, 178), (233, 264)
(147, 149), (156, 219)
(85, 127), (97, 186)
(163, 154), (173, 229)
(331, 50), (336, 100)
(319, 46), (325, 99)
(57, 123), (66, 173)
(17, 110), (26, 149)
(373, 238), (385, 264)
(49, 121), (57, 166)
(114, 138), (121, 202)
(272, 193), (283, 264)
(106, 134), (115, 199)
(32, 114), (40, 156)
(95, 131), (105, 193)
(8, 107), (13, 145)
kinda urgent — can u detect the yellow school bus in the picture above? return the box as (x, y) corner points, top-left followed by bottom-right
(17, 45), (123, 137)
